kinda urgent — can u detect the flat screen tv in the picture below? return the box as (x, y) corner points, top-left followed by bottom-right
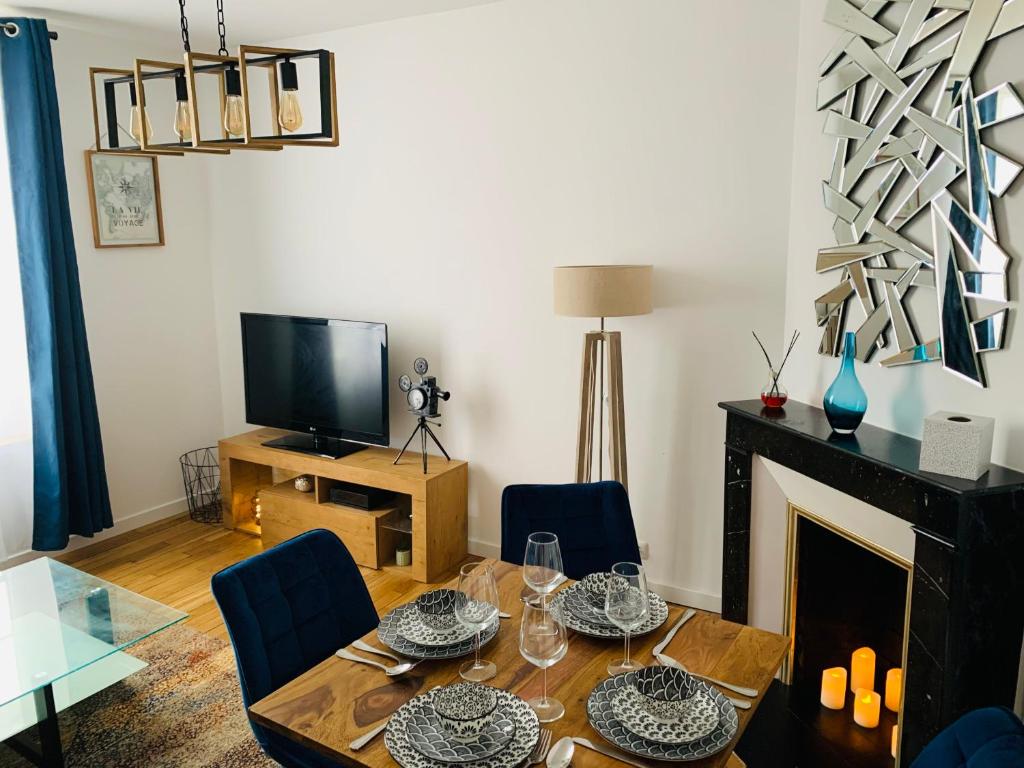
(240, 313), (389, 458)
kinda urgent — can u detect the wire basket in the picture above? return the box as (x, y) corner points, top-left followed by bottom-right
(179, 447), (223, 524)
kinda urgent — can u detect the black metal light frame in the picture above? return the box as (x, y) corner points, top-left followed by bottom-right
(238, 46), (339, 147)
(182, 51), (282, 151)
(88, 67), (183, 155)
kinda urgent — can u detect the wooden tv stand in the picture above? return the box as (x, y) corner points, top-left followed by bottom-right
(218, 428), (468, 583)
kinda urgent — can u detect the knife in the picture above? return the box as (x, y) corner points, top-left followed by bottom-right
(651, 608), (695, 656)
(573, 737), (658, 768)
(350, 720), (389, 750)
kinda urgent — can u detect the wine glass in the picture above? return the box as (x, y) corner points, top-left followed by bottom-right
(455, 562), (499, 682)
(605, 561), (648, 675)
(523, 532), (564, 595)
(519, 594), (568, 722)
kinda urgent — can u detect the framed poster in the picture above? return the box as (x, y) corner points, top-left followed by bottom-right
(84, 150), (164, 248)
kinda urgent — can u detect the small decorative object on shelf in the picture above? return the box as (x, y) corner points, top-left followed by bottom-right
(293, 475), (313, 493)
(919, 412), (995, 480)
(395, 357), (452, 474)
(753, 330), (799, 409)
(823, 332), (867, 434)
(396, 547), (412, 567)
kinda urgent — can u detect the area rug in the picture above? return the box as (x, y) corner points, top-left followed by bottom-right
(0, 625), (277, 767)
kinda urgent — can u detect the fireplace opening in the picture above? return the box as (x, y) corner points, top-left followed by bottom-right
(782, 506), (911, 767)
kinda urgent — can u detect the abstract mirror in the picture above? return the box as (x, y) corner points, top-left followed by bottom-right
(815, 0), (1024, 387)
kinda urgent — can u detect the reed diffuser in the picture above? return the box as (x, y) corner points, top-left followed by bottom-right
(753, 330), (799, 409)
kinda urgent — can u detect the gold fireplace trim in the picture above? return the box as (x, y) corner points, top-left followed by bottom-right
(781, 502), (914, 765)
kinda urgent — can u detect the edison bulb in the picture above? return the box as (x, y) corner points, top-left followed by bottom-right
(173, 100), (192, 141)
(224, 94), (245, 137)
(278, 89), (303, 132)
(129, 105), (153, 144)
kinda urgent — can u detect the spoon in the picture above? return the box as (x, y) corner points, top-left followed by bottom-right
(546, 736), (574, 768)
(336, 647), (420, 676)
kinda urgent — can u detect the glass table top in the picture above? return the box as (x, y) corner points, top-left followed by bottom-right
(0, 557), (187, 707)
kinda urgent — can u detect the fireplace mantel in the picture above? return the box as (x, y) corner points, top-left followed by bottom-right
(719, 399), (1024, 762)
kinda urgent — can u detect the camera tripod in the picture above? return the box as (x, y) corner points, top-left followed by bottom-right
(394, 415), (451, 474)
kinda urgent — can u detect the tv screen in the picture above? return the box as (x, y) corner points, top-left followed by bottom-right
(241, 313), (389, 446)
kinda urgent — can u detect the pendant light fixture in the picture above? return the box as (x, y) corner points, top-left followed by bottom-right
(88, 0), (339, 157)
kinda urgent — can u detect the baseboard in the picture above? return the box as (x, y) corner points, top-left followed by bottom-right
(467, 538), (723, 614)
(1, 497), (190, 570)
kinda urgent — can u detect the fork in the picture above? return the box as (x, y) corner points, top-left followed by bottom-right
(526, 728), (553, 766)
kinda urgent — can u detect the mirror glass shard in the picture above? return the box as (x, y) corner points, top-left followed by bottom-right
(976, 82), (1024, 127)
(972, 309), (1007, 352)
(960, 271), (1008, 302)
(982, 146), (1022, 196)
(881, 339), (941, 367)
(815, 1), (1019, 387)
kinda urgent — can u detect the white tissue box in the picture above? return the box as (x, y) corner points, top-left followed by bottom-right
(919, 411), (994, 480)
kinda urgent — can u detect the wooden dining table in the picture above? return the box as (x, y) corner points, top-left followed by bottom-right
(249, 560), (788, 768)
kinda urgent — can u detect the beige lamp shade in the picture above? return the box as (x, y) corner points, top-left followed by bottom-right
(553, 265), (653, 318)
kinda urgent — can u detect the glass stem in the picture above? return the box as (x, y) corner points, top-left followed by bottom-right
(625, 631), (631, 664)
(475, 630), (481, 668)
(542, 665), (548, 705)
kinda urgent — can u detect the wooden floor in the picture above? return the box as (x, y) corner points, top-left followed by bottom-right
(57, 514), (445, 643)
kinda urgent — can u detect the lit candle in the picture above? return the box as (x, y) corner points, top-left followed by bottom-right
(850, 647), (876, 693)
(820, 667), (847, 710)
(891, 725), (898, 758)
(885, 668), (902, 712)
(853, 688), (881, 728)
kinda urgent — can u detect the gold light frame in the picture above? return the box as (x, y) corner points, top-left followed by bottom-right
(132, 59), (230, 155)
(183, 52), (282, 152)
(238, 45), (339, 147)
(88, 67), (183, 156)
(781, 502), (913, 765)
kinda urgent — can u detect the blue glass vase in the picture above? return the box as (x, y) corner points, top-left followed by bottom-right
(823, 331), (868, 434)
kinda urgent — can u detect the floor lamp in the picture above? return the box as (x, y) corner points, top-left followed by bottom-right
(554, 265), (652, 492)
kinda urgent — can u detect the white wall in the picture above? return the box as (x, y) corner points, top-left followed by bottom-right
(782, 0), (1024, 471)
(205, 0), (801, 606)
(1, 21), (225, 562)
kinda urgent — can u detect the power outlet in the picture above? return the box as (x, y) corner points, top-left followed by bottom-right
(638, 541), (650, 560)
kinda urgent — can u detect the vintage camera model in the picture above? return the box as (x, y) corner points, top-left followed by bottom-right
(398, 358), (450, 418)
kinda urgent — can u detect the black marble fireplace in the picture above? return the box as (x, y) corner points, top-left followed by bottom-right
(719, 400), (1024, 765)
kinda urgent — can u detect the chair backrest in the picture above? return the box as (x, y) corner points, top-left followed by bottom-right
(911, 707), (1024, 767)
(211, 529), (378, 748)
(500, 481), (642, 580)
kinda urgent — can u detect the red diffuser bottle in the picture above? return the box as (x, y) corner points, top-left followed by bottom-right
(753, 330), (799, 411)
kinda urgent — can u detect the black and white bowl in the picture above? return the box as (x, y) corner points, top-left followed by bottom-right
(579, 572), (611, 607)
(625, 666), (699, 721)
(433, 683), (500, 742)
(415, 588), (467, 631)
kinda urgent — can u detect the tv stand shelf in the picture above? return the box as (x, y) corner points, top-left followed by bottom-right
(218, 428), (468, 583)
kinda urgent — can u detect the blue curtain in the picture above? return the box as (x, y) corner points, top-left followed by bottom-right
(0, 18), (112, 550)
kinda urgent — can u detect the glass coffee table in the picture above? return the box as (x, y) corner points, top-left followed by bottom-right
(0, 557), (187, 767)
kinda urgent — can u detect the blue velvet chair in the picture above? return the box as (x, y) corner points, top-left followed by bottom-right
(500, 481), (642, 579)
(912, 707), (1024, 767)
(211, 529), (379, 768)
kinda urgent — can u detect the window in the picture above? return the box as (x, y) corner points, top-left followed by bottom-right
(0, 82), (34, 562)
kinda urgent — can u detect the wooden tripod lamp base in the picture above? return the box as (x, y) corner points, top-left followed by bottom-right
(554, 264), (652, 494)
(576, 330), (627, 490)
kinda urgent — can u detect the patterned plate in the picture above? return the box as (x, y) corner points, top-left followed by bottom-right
(378, 604), (499, 659)
(587, 673), (737, 761)
(395, 604), (481, 647)
(405, 699), (516, 764)
(552, 589), (669, 638)
(610, 686), (720, 745)
(387, 689), (539, 768)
